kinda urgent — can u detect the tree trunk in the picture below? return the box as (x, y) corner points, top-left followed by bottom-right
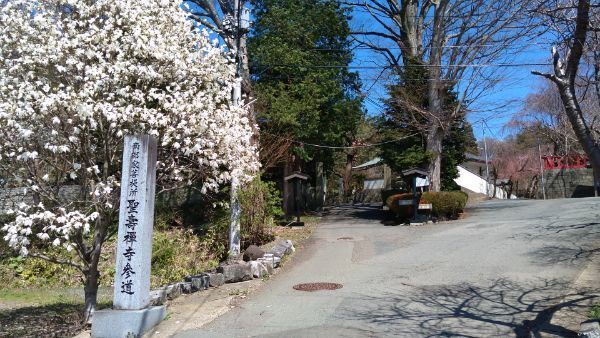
(399, 0), (420, 57)
(83, 263), (100, 324)
(83, 216), (109, 323)
(238, 34), (259, 147)
(533, 0), (600, 196)
(556, 81), (600, 172)
(343, 153), (355, 201)
(82, 244), (102, 323)
(425, 0), (448, 192)
(426, 128), (443, 191)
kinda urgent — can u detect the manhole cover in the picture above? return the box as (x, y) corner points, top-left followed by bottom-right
(337, 237), (353, 240)
(293, 282), (343, 292)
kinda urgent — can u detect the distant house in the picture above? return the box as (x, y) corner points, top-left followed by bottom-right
(461, 153), (488, 177)
(454, 152), (514, 199)
(352, 153), (514, 202)
(350, 157), (390, 203)
(352, 157), (389, 190)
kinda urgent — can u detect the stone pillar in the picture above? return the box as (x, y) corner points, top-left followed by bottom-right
(92, 135), (165, 338)
(113, 136), (156, 309)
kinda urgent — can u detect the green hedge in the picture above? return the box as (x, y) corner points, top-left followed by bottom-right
(386, 191), (468, 220)
(421, 191), (468, 219)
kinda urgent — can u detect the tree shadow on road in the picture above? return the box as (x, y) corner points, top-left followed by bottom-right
(0, 302), (85, 337)
(324, 204), (394, 224)
(528, 242), (600, 266)
(338, 278), (594, 337)
(510, 219), (600, 249)
(552, 222), (600, 234)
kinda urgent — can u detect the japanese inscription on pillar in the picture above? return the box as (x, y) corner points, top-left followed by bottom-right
(113, 135), (157, 310)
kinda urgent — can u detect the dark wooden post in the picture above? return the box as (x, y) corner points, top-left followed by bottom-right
(401, 168), (429, 222)
(284, 172), (309, 226)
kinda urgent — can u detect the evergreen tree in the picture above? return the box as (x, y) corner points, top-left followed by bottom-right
(249, 0), (363, 172)
(379, 59), (476, 190)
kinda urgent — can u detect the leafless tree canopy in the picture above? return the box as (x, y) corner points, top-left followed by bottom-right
(532, 0), (600, 189)
(347, 0), (536, 190)
(508, 80), (596, 155)
(187, 0), (259, 145)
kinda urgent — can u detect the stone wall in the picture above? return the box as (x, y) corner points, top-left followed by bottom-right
(0, 185), (82, 214)
(542, 168), (595, 199)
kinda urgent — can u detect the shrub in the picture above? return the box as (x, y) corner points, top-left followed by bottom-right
(239, 177), (283, 249)
(422, 191), (468, 219)
(151, 228), (219, 287)
(590, 303), (600, 319)
(200, 209), (230, 262)
(386, 191), (468, 220)
(0, 253), (80, 287)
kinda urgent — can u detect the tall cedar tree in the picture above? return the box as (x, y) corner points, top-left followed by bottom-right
(380, 58), (476, 190)
(249, 0), (363, 172)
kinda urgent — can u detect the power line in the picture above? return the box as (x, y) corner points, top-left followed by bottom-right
(264, 132), (420, 150)
(253, 62), (552, 69)
(311, 42), (554, 51)
(349, 6), (535, 19)
(256, 74), (533, 83)
(357, 76), (538, 83)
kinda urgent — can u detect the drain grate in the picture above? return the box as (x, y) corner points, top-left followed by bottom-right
(293, 282), (343, 292)
(337, 237), (353, 240)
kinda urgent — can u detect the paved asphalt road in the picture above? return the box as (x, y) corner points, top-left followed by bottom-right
(177, 198), (600, 338)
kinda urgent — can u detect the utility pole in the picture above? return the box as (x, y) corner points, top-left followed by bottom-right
(538, 140), (546, 200)
(483, 127), (490, 199)
(228, 0), (249, 259)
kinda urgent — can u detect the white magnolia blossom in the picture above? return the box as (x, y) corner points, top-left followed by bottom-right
(4, 203), (98, 256)
(0, 0), (259, 255)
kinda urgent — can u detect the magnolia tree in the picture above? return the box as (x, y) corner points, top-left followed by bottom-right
(0, 0), (258, 321)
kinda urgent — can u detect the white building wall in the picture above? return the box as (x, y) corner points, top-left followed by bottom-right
(454, 166), (515, 199)
(364, 179), (385, 190)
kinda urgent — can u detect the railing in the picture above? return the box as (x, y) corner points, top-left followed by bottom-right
(543, 154), (589, 170)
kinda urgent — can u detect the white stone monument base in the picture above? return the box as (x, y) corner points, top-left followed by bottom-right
(91, 305), (166, 338)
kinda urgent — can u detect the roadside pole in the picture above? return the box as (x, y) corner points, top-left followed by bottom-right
(538, 141), (546, 200)
(229, 0), (248, 258)
(483, 128), (490, 199)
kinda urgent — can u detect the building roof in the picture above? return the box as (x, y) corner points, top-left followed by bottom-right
(352, 157), (383, 170)
(401, 167), (429, 178)
(465, 152), (486, 163)
(284, 172), (309, 181)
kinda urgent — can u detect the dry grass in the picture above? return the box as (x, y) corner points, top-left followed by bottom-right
(261, 215), (320, 252)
